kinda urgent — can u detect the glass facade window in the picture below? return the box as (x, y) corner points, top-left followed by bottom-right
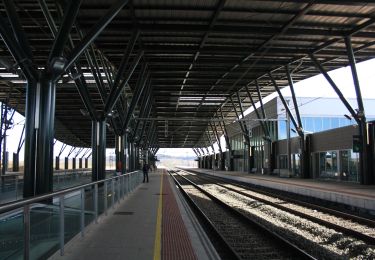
(278, 116), (355, 140)
(278, 155), (287, 169)
(314, 149), (358, 182)
(278, 119), (287, 140)
(292, 154), (300, 177)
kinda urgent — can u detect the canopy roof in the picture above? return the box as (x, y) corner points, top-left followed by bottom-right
(1, 0), (375, 148)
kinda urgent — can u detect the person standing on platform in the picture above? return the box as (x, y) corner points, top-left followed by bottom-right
(142, 162), (150, 183)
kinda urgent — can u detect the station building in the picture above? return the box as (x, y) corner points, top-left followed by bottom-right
(199, 96), (375, 183)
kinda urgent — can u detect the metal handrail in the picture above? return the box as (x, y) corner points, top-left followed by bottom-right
(0, 170), (139, 214)
(0, 170), (142, 260)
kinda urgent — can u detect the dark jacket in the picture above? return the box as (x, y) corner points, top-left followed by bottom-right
(142, 164), (149, 173)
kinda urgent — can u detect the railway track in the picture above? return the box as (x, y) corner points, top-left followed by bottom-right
(172, 169), (375, 259)
(185, 169), (375, 243)
(169, 170), (314, 260)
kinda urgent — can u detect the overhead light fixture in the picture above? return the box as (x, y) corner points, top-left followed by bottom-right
(70, 72), (82, 80)
(50, 56), (66, 74)
(80, 109), (89, 116)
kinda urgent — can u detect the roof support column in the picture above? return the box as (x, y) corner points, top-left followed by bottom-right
(122, 64), (148, 131)
(285, 66), (308, 179)
(91, 119), (106, 181)
(130, 142), (135, 171)
(115, 135), (126, 174)
(219, 108), (233, 171)
(244, 83), (271, 173)
(13, 125), (25, 172)
(128, 141), (132, 171)
(233, 93), (251, 174)
(269, 72), (303, 177)
(121, 133), (127, 175)
(255, 80), (268, 131)
(345, 36), (370, 184)
(309, 53), (367, 182)
(24, 75), (56, 197)
(206, 131), (215, 170)
(309, 54), (357, 120)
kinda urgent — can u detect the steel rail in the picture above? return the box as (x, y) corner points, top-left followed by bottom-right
(170, 169), (315, 260)
(182, 168), (375, 245)
(168, 170), (241, 260)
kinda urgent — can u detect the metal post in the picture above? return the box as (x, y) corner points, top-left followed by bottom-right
(111, 179), (115, 208)
(117, 177), (120, 203)
(55, 156), (60, 170)
(80, 188), (85, 237)
(15, 177), (18, 199)
(286, 65), (307, 178)
(91, 120), (106, 181)
(104, 181), (108, 215)
(24, 74), (56, 197)
(59, 195), (65, 256)
(120, 175), (124, 199)
(345, 36), (369, 184)
(23, 204), (30, 260)
(121, 134), (127, 174)
(2, 103), (8, 176)
(286, 108), (291, 176)
(94, 183), (98, 223)
(13, 152), (19, 172)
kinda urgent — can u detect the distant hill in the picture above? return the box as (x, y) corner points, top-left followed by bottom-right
(156, 153), (197, 168)
(157, 154), (196, 161)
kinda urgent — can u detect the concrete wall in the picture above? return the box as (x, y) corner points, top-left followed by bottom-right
(310, 125), (357, 152)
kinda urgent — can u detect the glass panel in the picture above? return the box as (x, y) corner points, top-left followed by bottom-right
(340, 150), (349, 181)
(305, 117), (314, 133)
(331, 118), (340, 129)
(278, 155), (287, 169)
(84, 186), (95, 227)
(29, 201), (60, 260)
(314, 117), (322, 132)
(319, 151), (339, 180)
(63, 191), (83, 244)
(0, 176), (20, 204)
(319, 152), (325, 175)
(292, 154), (300, 177)
(107, 181), (113, 208)
(349, 151), (359, 182)
(331, 151), (338, 172)
(278, 120), (286, 140)
(322, 118), (331, 130)
(0, 208), (24, 259)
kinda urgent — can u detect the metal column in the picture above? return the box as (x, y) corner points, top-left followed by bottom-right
(23, 75), (56, 197)
(121, 134), (127, 174)
(345, 36), (370, 184)
(91, 120), (106, 181)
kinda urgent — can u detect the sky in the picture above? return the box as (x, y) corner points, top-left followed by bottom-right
(4, 58), (375, 159)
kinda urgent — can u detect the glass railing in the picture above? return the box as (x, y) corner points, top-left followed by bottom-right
(0, 170), (121, 205)
(0, 170), (142, 260)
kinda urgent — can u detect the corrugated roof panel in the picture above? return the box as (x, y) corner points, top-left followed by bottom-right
(136, 0), (217, 8)
(218, 11), (293, 24)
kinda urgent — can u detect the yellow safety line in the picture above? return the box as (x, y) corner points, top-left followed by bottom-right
(153, 170), (163, 260)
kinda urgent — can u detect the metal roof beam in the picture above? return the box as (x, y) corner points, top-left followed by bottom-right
(64, 0), (130, 76)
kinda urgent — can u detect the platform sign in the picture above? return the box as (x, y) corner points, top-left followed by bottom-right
(352, 135), (361, 153)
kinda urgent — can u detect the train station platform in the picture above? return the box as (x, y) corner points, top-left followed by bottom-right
(182, 168), (375, 213)
(50, 168), (218, 260)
